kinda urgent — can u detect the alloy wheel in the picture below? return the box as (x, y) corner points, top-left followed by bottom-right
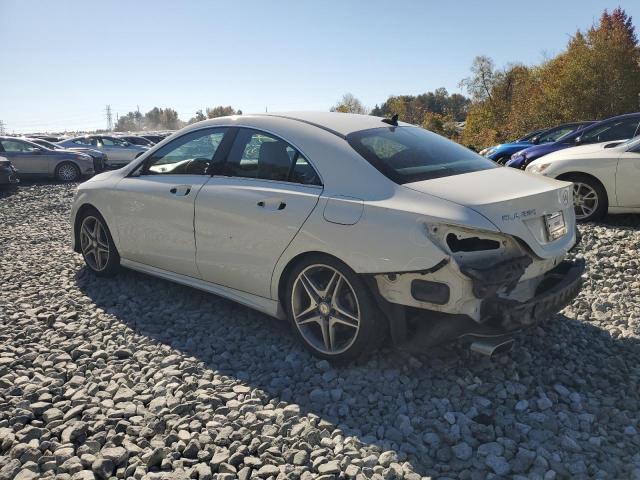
(291, 264), (361, 355)
(58, 164), (78, 181)
(80, 216), (110, 271)
(573, 182), (599, 220)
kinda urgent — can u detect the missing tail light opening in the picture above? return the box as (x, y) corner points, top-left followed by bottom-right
(446, 233), (501, 253)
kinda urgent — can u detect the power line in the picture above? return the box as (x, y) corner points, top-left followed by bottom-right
(105, 105), (113, 131)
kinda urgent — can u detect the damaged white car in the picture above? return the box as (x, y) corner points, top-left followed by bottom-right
(70, 112), (584, 363)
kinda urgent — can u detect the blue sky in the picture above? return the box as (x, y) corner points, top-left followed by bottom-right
(1, 0), (638, 133)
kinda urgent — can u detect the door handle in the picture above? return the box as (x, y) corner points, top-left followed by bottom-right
(170, 185), (192, 196)
(257, 199), (286, 211)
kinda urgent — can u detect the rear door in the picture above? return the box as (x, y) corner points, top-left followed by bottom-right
(0, 139), (48, 174)
(195, 128), (323, 298)
(112, 127), (229, 277)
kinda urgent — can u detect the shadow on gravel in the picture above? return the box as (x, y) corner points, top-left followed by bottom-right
(74, 261), (640, 476)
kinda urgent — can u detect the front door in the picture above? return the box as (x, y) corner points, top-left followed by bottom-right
(195, 128), (323, 298)
(615, 143), (640, 207)
(112, 127), (228, 277)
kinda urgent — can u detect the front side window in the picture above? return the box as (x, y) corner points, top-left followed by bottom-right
(1, 140), (39, 153)
(347, 126), (497, 184)
(581, 118), (640, 144)
(73, 138), (93, 146)
(142, 128), (227, 175)
(224, 129), (321, 185)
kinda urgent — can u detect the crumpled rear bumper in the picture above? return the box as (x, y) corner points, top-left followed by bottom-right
(481, 258), (585, 331)
(377, 258), (585, 351)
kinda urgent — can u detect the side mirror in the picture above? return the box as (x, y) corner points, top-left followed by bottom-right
(530, 136), (540, 144)
(574, 136), (582, 145)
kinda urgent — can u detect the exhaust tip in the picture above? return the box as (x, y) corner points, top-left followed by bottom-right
(470, 338), (514, 358)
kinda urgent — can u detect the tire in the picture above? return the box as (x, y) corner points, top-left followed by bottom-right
(55, 162), (81, 182)
(494, 155), (511, 165)
(284, 254), (386, 364)
(563, 174), (608, 222)
(78, 208), (120, 277)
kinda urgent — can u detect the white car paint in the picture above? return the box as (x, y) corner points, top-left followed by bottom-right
(526, 137), (640, 213)
(70, 112), (579, 328)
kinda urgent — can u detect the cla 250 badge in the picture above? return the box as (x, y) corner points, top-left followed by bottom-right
(502, 209), (537, 221)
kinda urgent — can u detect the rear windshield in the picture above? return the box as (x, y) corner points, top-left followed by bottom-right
(347, 126), (497, 184)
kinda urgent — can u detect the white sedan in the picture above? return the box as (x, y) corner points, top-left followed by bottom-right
(70, 112), (584, 362)
(526, 136), (640, 221)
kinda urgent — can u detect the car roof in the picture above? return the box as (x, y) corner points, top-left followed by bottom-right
(199, 112), (412, 138)
(261, 112), (412, 136)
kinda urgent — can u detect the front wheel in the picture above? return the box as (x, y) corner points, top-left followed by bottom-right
(285, 254), (386, 364)
(56, 162), (81, 182)
(565, 174), (608, 222)
(78, 209), (120, 277)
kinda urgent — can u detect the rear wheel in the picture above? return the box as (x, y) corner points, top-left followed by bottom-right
(564, 174), (608, 222)
(56, 162), (80, 182)
(285, 254), (386, 364)
(78, 209), (120, 276)
(494, 155), (511, 165)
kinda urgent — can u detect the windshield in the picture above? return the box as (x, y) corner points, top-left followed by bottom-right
(347, 126), (497, 184)
(516, 129), (544, 142)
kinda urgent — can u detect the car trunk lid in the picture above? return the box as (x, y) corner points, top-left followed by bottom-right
(404, 168), (576, 259)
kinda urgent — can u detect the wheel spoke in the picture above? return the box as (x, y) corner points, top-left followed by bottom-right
(319, 318), (331, 350)
(299, 273), (322, 302)
(82, 242), (92, 254)
(82, 223), (93, 239)
(331, 309), (359, 328)
(323, 272), (340, 299)
(295, 306), (319, 323)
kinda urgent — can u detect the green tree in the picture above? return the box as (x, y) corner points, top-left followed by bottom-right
(206, 106), (237, 118)
(330, 93), (368, 114)
(187, 110), (207, 125)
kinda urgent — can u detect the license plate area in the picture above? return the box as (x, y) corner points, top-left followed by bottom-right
(545, 211), (567, 241)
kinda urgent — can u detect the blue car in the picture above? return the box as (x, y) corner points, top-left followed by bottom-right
(507, 113), (640, 169)
(481, 122), (592, 164)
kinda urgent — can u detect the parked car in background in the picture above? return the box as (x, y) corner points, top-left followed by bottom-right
(141, 134), (167, 144)
(117, 135), (156, 147)
(526, 136), (640, 221)
(28, 138), (106, 173)
(0, 155), (19, 186)
(0, 136), (94, 181)
(29, 135), (65, 143)
(70, 112), (583, 362)
(507, 113), (640, 169)
(58, 135), (148, 169)
(480, 122), (593, 164)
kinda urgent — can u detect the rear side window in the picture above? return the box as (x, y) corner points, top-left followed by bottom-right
(347, 126), (496, 184)
(224, 128), (321, 185)
(0, 140), (39, 152)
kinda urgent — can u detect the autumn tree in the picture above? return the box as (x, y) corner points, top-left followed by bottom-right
(330, 93), (368, 114)
(206, 106), (237, 118)
(461, 7), (640, 149)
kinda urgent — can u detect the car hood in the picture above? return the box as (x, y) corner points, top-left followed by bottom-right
(518, 142), (567, 158)
(497, 141), (532, 150)
(545, 141), (626, 158)
(404, 167), (576, 258)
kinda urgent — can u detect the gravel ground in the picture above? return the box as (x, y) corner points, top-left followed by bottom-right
(1, 182), (639, 480)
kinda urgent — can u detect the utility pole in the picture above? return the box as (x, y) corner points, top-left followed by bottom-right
(105, 105), (113, 131)
(0, 120), (5, 135)
(137, 105), (142, 131)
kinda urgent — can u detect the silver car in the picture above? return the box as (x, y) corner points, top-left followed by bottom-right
(58, 135), (148, 169)
(0, 136), (94, 181)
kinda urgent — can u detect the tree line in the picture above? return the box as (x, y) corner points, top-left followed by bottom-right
(332, 8), (639, 148)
